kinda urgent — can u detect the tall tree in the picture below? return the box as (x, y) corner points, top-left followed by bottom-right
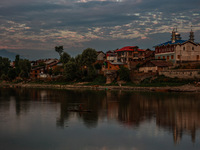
(60, 52), (71, 64)
(63, 61), (77, 81)
(55, 46), (64, 56)
(18, 59), (31, 78)
(0, 57), (10, 78)
(118, 66), (130, 82)
(81, 48), (97, 67)
(15, 55), (20, 76)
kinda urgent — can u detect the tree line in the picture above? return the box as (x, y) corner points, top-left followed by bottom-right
(0, 47), (130, 83)
(0, 55), (31, 81)
(56, 47), (106, 82)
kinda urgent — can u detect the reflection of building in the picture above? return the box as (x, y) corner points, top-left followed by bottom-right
(104, 91), (200, 144)
(155, 29), (200, 64)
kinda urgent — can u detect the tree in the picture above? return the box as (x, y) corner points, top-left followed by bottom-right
(81, 48), (97, 67)
(60, 52), (71, 64)
(63, 61), (77, 81)
(75, 54), (83, 66)
(0, 57), (10, 78)
(8, 68), (17, 81)
(118, 66), (130, 82)
(86, 65), (97, 81)
(18, 59), (31, 78)
(15, 55), (20, 76)
(55, 46), (64, 56)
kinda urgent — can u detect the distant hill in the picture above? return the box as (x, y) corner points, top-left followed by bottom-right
(0, 49), (18, 61)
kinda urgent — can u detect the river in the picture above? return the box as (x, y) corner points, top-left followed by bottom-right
(0, 87), (200, 150)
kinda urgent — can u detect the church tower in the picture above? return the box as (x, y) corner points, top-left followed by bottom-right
(189, 29), (195, 42)
(171, 28), (181, 43)
(171, 29), (176, 43)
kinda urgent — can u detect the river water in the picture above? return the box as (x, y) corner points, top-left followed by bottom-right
(0, 87), (200, 150)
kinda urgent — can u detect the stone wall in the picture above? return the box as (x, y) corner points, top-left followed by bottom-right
(159, 69), (200, 79)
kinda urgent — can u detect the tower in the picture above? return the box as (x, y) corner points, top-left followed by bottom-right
(171, 28), (181, 43)
(171, 29), (176, 43)
(189, 28), (195, 42)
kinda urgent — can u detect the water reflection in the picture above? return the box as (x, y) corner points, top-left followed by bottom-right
(0, 87), (200, 145)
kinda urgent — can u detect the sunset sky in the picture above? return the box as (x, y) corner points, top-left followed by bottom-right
(0, 0), (200, 59)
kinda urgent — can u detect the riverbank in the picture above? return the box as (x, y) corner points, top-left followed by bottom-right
(1, 82), (200, 92)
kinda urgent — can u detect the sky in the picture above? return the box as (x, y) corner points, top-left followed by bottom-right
(0, 0), (200, 59)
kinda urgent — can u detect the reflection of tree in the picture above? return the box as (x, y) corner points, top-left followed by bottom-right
(114, 91), (200, 144)
(1, 88), (200, 144)
(56, 90), (107, 128)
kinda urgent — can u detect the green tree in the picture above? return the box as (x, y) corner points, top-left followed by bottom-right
(86, 65), (97, 81)
(18, 59), (31, 78)
(8, 68), (17, 81)
(15, 55), (20, 76)
(0, 57), (10, 78)
(63, 61), (77, 81)
(74, 54), (84, 79)
(118, 66), (130, 82)
(60, 52), (71, 64)
(55, 46), (64, 56)
(81, 48), (97, 67)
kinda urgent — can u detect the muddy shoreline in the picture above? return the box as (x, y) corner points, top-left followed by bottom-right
(1, 82), (200, 92)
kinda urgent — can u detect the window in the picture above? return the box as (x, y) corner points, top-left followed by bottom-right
(178, 55), (180, 59)
(163, 56), (165, 59)
(197, 55), (199, 60)
(158, 57), (161, 59)
(183, 47), (185, 51)
(171, 55), (174, 59)
(167, 56), (169, 60)
(192, 47), (194, 50)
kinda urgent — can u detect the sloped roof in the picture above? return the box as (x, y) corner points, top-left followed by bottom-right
(141, 59), (173, 67)
(154, 40), (187, 47)
(115, 46), (138, 52)
(145, 50), (155, 58)
(138, 49), (145, 52)
(154, 40), (199, 47)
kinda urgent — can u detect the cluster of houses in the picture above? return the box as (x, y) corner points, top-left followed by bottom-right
(30, 59), (62, 79)
(29, 28), (200, 82)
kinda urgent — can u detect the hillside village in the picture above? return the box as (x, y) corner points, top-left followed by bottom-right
(1, 28), (200, 85)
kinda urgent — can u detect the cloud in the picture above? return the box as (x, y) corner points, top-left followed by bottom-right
(0, 0), (200, 57)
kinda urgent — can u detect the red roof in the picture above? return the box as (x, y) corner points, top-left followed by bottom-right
(138, 49), (145, 52)
(116, 46), (137, 52)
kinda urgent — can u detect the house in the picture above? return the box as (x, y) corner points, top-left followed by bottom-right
(145, 49), (155, 60)
(103, 61), (127, 84)
(30, 66), (46, 78)
(30, 59), (63, 79)
(139, 59), (173, 73)
(97, 51), (106, 61)
(106, 61), (127, 71)
(44, 59), (61, 71)
(106, 50), (118, 62)
(115, 46), (145, 63)
(102, 61), (127, 74)
(154, 29), (200, 64)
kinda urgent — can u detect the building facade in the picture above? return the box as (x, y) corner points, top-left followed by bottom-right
(115, 46), (145, 63)
(154, 29), (200, 64)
